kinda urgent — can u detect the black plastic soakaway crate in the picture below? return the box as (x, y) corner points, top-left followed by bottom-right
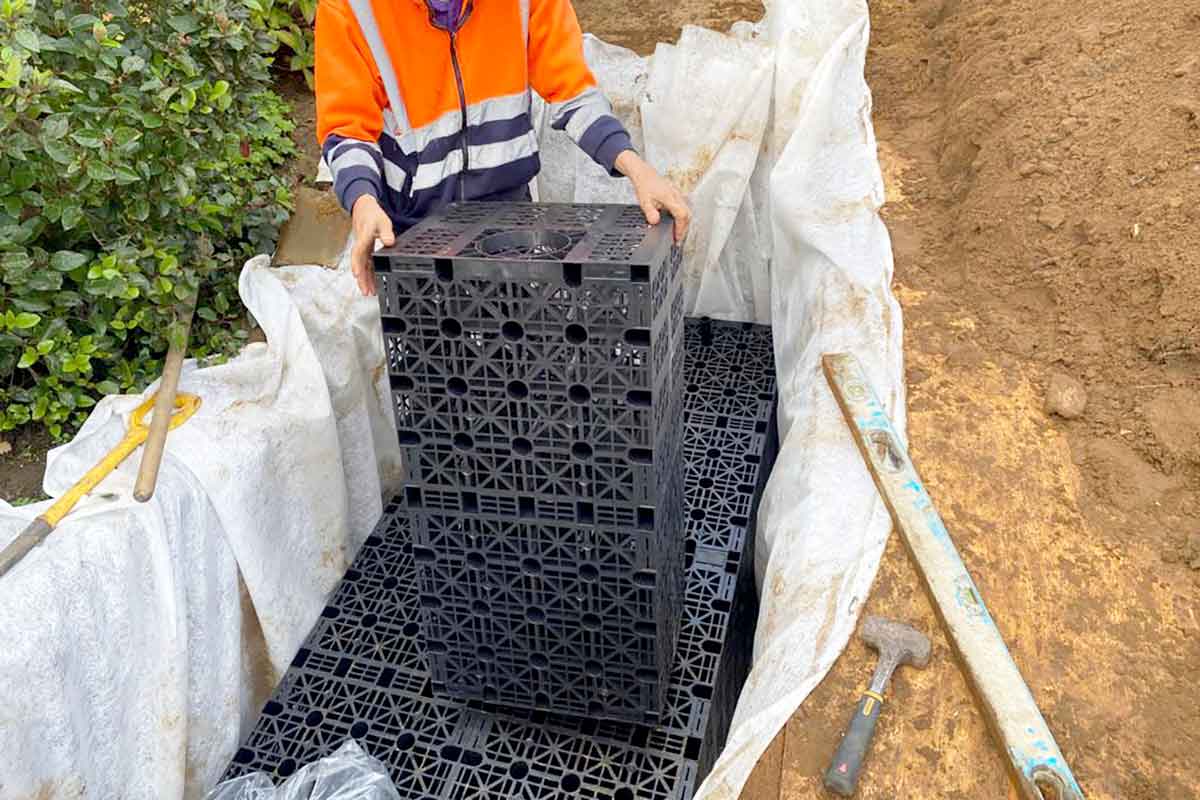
(222, 320), (778, 800)
(373, 203), (687, 720)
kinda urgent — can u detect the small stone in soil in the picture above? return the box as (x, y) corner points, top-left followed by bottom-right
(1039, 204), (1067, 230)
(1187, 533), (1200, 570)
(1046, 372), (1088, 419)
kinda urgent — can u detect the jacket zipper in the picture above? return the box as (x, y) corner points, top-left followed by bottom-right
(448, 30), (470, 202)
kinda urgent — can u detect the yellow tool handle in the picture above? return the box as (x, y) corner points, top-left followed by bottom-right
(0, 391), (199, 579)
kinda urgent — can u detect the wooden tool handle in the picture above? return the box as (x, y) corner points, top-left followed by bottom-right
(0, 518), (53, 578)
(133, 298), (196, 503)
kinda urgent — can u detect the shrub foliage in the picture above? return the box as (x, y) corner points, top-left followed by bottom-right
(0, 0), (298, 438)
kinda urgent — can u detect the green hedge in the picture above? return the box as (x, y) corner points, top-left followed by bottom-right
(0, 0), (301, 438)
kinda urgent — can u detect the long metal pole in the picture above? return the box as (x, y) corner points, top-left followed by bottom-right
(822, 353), (1084, 800)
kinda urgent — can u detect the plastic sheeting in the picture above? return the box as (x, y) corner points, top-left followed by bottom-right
(0, 0), (902, 796)
(204, 741), (400, 800)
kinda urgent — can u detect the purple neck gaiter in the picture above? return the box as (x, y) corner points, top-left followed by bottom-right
(426, 0), (465, 32)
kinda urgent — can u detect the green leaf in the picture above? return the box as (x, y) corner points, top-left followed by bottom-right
(86, 161), (117, 181)
(42, 138), (73, 166)
(42, 115), (69, 141)
(197, 306), (217, 321)
(11, 312), (40, 330)
(112, 126), (141, 147)
(37, 339), (55, 355)
(70, 132), (104, 148)
(114, 165), (140, 184)
(96, 381), (119, 395)
(168, 15), (201, 33)
(61, 205), (84, 231)
(209, 80), (230, 101)
(92, 21), (107, 44)
(17, 348), (37, 369)
(50, 251), (88, 272)
(139, 112), (164, 129)
(14, 29), (40, 54)
(121, 55), (145, 73)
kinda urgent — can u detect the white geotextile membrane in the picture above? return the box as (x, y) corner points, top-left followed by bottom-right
(0, 0), (903, 796)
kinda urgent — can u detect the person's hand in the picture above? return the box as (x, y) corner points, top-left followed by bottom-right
(614, 150), (691, 245)
(350, 194), (394, 297)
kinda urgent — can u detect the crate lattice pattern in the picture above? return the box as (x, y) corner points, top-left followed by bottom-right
(375, 203), (686, 720)
(224, 320), (777, 800)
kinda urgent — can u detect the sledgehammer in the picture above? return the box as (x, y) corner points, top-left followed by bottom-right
(824, 616), (931, 795)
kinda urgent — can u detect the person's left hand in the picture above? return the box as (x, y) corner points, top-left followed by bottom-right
(615, 151), (691, 245)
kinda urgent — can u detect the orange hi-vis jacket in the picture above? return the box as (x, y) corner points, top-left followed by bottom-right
(315, 0), (633, 229)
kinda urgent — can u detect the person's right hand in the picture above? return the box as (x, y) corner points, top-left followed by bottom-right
(350, 194), (394, 297)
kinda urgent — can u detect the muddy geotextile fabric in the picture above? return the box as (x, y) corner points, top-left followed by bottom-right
(0, 0), (900, 795)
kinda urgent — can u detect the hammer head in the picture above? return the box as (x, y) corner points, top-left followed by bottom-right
(861, 615), (931, 668)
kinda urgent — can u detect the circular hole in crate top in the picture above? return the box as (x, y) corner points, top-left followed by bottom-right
(350, 721), (369, 739)
(447, 377), (469, 396)
(614, 788), (635, 800)
(585, 659), (603, 677)
(581, 612), (602, 630)
(467, 551), (486, 569)
(383, 575), (400, 590)
(477, 229), (574, 260)
(510, 762), (530, 780)
(363, 613), (379, 628)
(526, 607), (546, 623)
(502, 320), (525, 341)
(571, 442), (593, 461)
(530, 653), (550, 669)
(507, 379), (530, 400)
(440, 318), (463, 337)
(521, 557), (542, 575)
(723, 387), (737, 398)
(512, 436), (534, 456)
(305, 710), (323, 727)
(477, 645), (496, 661)
(564, 323), (588, 345)
(394, 375), (415, 392)
(403, 621), (420, 637)
(397, 732), (416, 751)
(472, 599), (490, 614)
(278, 758), (298, 778)
(440, 744), (462, 760)
(264, 701), (284, 716)
(730, 363), (743, 373)
(234, 748), (254, 765)
(706, 447), (722, 460)
(699, 477), (715, 490)
(561, 775), (582, 792)
(687, 383), (699, 393)
(568, 384), (591, 404)
(579, 563), (599, 582)
(690, 508), (706, 521)
(453, 432), (474, 451)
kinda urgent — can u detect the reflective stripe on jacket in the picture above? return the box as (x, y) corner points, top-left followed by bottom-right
(315, 0), (633, 229)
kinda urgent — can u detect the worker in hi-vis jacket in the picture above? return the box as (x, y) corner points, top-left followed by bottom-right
(315, 0), (692, 296)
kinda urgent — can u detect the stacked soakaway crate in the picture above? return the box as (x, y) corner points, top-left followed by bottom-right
(223, 203), (779, 799)
(375, 203), (687, 723)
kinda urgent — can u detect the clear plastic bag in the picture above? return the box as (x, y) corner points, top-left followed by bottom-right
(203, 741), (400, 800)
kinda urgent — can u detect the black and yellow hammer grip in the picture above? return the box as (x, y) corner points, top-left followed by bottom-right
(823, 690), (885, 796)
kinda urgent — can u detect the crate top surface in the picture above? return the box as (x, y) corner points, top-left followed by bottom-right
(378, 202), (675, 268)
